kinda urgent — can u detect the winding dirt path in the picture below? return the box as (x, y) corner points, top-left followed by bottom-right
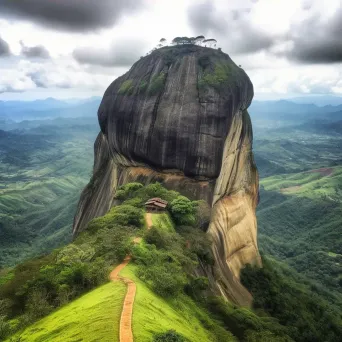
(109, 214), (154, 341)
(145, 212), (153, 229)
(110, 256), (136, 342)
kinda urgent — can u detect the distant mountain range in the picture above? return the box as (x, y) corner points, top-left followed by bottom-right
(0, 97), (102, 124)
(249, 100), (342, 123)
(2, 96), (342, 131)
(285, 95), (342, 107)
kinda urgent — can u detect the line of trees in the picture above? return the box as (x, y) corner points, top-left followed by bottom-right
(155, 36), (217, 49)
(144, 36), (220, 57)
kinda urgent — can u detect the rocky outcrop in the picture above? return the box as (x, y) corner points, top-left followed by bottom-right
(73, 45), (261, 306)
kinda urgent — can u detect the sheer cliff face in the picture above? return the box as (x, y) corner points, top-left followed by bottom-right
(73, 45), (261, 306)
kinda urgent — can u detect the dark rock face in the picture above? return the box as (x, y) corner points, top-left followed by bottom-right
(73, 45), (260, 306)
(98, 45), (253, 178)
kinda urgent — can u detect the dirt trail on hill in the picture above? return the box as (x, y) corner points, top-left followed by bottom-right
(109, 213), (154, 341)
(110, 256), (136, 342)
(145, 212), (153, 229)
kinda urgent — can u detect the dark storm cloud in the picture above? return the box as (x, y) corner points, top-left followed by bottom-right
(0, 36), (11, 56)
(20, 41), (50, 59)
(0, 0), (144, 31)
(187, 1), (276, 54)
(286, 8), (342, 64)
(73, 39), (147, 67)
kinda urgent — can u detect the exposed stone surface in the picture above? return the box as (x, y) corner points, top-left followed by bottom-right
(73, 45), (261, 306)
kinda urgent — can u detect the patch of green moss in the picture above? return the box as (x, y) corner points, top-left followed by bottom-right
(118, 80), (134, 95)
(148, 73), (166, 96)
(139, 80), (148, 93)
(198, 62), (235, 91)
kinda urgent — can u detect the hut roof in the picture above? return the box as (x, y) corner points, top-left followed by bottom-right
(145, 197), (168, 208)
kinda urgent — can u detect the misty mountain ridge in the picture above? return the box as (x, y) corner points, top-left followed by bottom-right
(0, 97), (102, 125)
(250, 99), (342, 114)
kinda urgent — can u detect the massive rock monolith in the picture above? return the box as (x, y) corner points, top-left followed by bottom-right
(73, 45), (261, 306)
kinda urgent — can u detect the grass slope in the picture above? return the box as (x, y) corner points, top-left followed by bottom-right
(151, 212), (175, 232)
(8, 282), (126, 342)
(12, 265), (223, 342)
(121, 265), (218, 342)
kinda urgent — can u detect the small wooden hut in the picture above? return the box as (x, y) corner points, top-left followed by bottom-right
(145, 198), (168, 212)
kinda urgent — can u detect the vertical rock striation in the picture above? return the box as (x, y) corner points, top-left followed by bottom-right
(73, 45), (261, 305)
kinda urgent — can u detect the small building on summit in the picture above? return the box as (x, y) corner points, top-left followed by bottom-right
(145, 198), (168, 212)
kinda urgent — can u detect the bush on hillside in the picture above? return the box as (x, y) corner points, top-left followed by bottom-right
(115, 182), (180, 205)
(0, 315), (11, 340)
(56, 244), (95, 266)
(176, 226), (214, 266)
(184, 276), (209, 300)
(169, 196), (197, 226)
(153, 330), (186, 342)
(109, 205), (144, 227)
(25, 289), (53, 321)
(122, 197), (145, 208)
(87, 205), (144, 232)
(140, 263), (187, 297)
(144, 226), (173, 249)
(114, 183), (144, 200)
(194, 200), (211, 231)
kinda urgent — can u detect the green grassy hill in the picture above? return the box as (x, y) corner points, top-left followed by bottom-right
(121, 265), (215, 342)
(8, 263), (229, 342)
(7, 282), (126, 342)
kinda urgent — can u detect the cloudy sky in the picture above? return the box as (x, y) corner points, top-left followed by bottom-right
(0, 0), (341, 100)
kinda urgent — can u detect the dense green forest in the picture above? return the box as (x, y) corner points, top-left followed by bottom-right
(252, 113), (342, 300)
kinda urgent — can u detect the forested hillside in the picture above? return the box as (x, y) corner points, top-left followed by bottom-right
(0, 117), (99, 266)
(252, 106), (342, 301)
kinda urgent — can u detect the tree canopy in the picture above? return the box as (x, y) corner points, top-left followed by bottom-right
(153, 36), (218, 49)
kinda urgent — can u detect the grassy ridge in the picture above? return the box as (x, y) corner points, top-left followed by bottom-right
(11, 265), (227, 342)
(7, 282), (126, 342)
(121, 265), (218, 342)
